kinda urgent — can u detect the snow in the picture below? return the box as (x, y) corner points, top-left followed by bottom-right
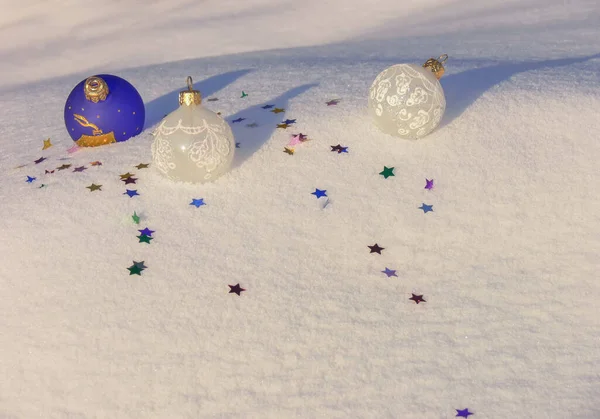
(1, 0), (599, 417)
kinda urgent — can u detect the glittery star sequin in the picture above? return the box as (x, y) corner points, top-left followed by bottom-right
(271, 108), (285, 114)
(135, 163), (149, 169)
(330, 144), (348, 154)
(86, 183), (102, 192)
(42, 138), (52, 150)
(381, 268), (397, 278)
(456, 408), (474, 417)
(73, 166), (87, 172)
(425, 179), (434, 190)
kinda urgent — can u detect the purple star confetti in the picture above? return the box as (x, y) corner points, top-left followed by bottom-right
(232, 117), (246, 123)
(34, 157), (46, 164)
(381, 268), (397, 278)
(138, 228), (155, 236)
(456, 408), (474, 418)
(425, 178), (434, 190)
(73, 166), (87, 173)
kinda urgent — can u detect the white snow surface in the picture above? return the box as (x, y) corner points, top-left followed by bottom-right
(1, 0), (600, 418)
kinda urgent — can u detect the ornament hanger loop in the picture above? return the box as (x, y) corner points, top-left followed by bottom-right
(179, 76), (202, 106)
(187, 76), (194, 91)
(438, 54), (448, 64)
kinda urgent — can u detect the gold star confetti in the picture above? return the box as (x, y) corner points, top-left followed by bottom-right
(283, 147), (295, 155)
(277, 123), (290, 129)
(42, 138), (52, 150)
(120, 172), (134, 179)
(135, 163), (150, 169)
(90, 161), (103, 166)
(86, 183), (102, 192)
(271, 108), (285, 114)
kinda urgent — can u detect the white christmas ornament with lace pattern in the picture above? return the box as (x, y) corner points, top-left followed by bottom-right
(368, 55), (448, 139)
(151, 77), (235, 183)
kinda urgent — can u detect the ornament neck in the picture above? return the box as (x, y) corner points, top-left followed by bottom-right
(422, 54), (448, 80)
(84, 76), (109, 102)
(179, 76), (202, 106)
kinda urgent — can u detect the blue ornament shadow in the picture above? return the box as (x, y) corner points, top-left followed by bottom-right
(228, 83), (318, 169)
(143, 69), (253, 128)
(440, 53), (600, 128)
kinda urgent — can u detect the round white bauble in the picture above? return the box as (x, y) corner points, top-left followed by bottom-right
(151, 78), (235, 183)
(368, 61), (446, 139)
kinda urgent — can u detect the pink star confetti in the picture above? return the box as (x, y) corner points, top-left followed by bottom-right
(67, 144), (80, 154)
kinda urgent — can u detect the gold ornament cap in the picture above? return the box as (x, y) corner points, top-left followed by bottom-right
(422, 54), (448, 80)
(84, 76), (109, 102)
(179, 76), (202, 106)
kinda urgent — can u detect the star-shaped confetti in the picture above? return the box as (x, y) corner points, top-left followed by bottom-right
(26, 176), (36, 183)
(42, 138), (52, 150)
(207, 97), (219, 102)
(425, 179), (434, 190)
(235, 142), (241, 148)
(133, 261), (147, 270)
(138, 227), (155, 236)
(67, 144), (80, 154)
(127, 261), (146, 276)
(45, 169), (55, 174)
(86, 183), (102, 192)
(135, 163), (149, 169)
(282, 119), (296, 125)
(90, 161), (103, 166)
(419, 203), (433, 213)
(39, 184), (47, 188)
(326, 99), (340, 106)
(456, 408), (474, 417)
(137, 234), (153, 244)
(190, 198), (206, 208)
(57, 164), (71, 171)
(120, 172), (134, 179)
(123, 177), (138, 185)
(330, 144), (348, 154)
(368, 244), (384, 254)
(409, 294), (426, 304)
(232, 117), (246, 123)
(262, 104), (274, 109)
(381, 268), (397, 278)
(245, 122), (258, 128)
(288, 133), (308, 146)
(240, 91), (248, 98)
(283, 147), (295, 155)
(276, 123), (290, 129)
(124, 189), (139, 198)
(379, 166), (395, 179)
(228, 283), (246, 296)
(271, 108), (285, 114)
(34, 157), (46, 164)
(311, 188), (327, 198)
(73, 166), (87, 173)
(132, 212), (140, 224)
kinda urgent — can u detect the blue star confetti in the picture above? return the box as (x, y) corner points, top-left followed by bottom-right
(232, 118), (246, 123)
(138, 228), (155, 236)
(124, 189), (139, 198)
(381, 268), (397, 278)
(190, 198), (206, 208)
(282, 119), (296, 125)
(311, 188), (327, 199)
(26, 176), (36, 183)
(261, 104), (274, 109)
(419, 203), (433, 213)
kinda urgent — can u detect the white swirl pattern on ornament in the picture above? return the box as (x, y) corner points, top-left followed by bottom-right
(188, 120), (231, 179)
(368, 64), (445, 139)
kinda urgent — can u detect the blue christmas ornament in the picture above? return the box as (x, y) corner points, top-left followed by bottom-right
(64, 74), (145, 147)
